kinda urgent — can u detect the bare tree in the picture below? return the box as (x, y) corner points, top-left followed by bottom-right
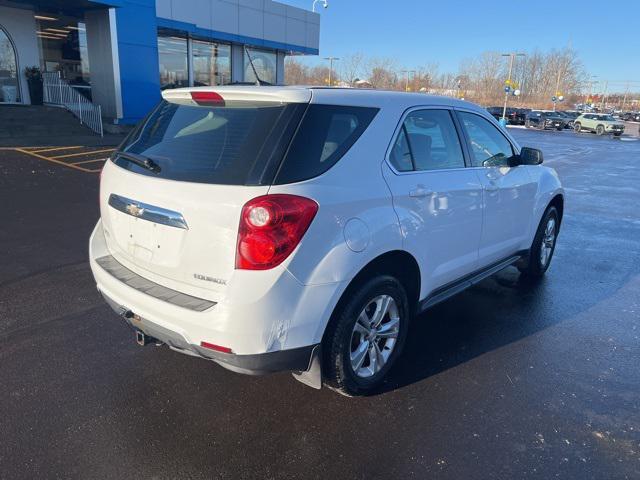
(285, 47), (593, 107)
(284, 57), (309, 85)
(365, 58), (399, 90)
(340, 52), (365, 86)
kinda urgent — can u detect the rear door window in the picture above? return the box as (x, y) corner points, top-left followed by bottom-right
(389, 109), (465, 172)
(273, 104), (379, 184)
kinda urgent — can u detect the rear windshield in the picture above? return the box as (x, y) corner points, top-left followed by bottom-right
(113, 99), (378, 186)
(114, 100), (305, 185)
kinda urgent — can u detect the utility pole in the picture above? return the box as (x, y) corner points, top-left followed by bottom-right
(501, 52), (526, 122)
(585, 76), (597, 110)
(622, 81), (629, 111)
(401, 70), (416, 92)
(323, 56), (339, 86)
(600, 80), (608, 111)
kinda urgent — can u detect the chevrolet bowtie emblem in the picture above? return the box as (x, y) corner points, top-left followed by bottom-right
(125, 203), (145, 217)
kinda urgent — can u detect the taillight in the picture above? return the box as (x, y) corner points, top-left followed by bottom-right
(191, 91), (225, 106)
(235, 194), (318, 270)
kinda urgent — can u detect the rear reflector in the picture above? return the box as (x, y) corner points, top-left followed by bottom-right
(191, 91), (225, 106)
(200, 341), (233, 354)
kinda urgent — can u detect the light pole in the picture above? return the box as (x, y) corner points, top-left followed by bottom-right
(552, 68), (563, 111)
(455, 76), (465, 100)
(401, 70), (416, 92)
(584, 75), (597, 110)
(312, 0), (328, 12)
(600, 80), (608, 111)
(324, 56), (339, 86)
(501, 52), (526, 123)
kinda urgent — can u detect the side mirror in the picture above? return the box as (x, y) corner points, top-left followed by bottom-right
(519, 147), (543, 165)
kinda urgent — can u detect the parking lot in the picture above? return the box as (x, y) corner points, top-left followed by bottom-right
(0, 145), (114, 173)
(0, 128), (639, 479)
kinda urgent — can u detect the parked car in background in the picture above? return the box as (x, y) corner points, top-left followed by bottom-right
(621, 112), (640, 122)
(90, 86), (564, 396)
(557, 111), (579, 129)
(486, 106), (501, 119)
(486, 106), (527, 125)
(525, 110), (566, 130)
(574, 113), (625, 136)
(514, 108), (530, 125)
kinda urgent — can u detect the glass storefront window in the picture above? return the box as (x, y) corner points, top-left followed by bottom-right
(192, 39), (231, 86)
(36, 13), (91, 98)
(0, 25), (20, 103)
(244, 48), (277, 85)
(158, 31), (188, 90)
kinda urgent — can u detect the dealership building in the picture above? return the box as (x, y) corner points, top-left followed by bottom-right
(0, 0), (320, 124)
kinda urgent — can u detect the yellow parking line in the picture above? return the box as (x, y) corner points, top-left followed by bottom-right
(50, 148), (114, 159)
(15, 148), (95, 173)
(30, 146), (83, 154)
(72, 158), (107, 165)
(0, 146), (53, 150)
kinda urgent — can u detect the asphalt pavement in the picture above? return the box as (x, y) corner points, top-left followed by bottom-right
(0, 128), (639, 479)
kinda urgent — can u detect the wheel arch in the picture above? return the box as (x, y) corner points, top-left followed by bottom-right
(548, 193), (564, 228)
(320, 250), (421, 345)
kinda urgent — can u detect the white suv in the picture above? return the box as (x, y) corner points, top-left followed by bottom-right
(90, 86), (564, 396)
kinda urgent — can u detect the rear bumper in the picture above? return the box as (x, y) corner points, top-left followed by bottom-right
(100, 290), (317, 375)
(89, 219), (343, 372)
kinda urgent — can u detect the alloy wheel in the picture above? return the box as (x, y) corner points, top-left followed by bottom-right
(540, 217), (556, 267)
(349, 295), (400, 378)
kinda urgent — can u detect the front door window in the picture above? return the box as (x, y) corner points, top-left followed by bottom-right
(0, 26), (20, 103)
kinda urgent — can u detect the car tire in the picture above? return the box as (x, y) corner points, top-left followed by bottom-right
(596, 125), (605, 135)
(323, 275), (410, 396)
(556, 126), (563, 131)
(519, 206), (559, 281)
(614, 132), (622, 137)
(574, 122), (581, 133)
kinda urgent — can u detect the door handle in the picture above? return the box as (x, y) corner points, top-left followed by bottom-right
(409, 187), (433, 198)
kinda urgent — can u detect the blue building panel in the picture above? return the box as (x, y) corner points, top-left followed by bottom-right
(114, 0), (161, 124)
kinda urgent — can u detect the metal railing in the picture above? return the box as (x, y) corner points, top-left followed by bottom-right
(43, 72), (103, 137)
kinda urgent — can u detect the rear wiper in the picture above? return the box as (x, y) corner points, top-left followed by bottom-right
(113, 151), (161, 173)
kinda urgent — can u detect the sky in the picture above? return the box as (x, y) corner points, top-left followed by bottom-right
(284, 0), (640, 92)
